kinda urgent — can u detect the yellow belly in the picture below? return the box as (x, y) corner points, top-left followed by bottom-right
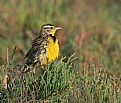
(42, 37), (59, 65)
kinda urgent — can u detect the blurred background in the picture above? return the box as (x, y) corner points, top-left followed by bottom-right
(0, 0), (121, 78)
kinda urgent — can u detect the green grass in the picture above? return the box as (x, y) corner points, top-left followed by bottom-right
(75, 63), (121, 103)
(0, 53), (120, 102)
(0, 52), (75, 102)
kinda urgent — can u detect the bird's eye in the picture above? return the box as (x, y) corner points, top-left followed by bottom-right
(50, 27), (53, 29)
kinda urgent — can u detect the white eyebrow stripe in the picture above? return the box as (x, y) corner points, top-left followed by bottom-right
(44, 25), (53, 28)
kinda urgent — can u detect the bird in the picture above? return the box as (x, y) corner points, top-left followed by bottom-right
(24, 24), (62, 73)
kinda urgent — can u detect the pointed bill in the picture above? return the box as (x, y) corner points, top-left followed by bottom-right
(55, 27), (62, 30)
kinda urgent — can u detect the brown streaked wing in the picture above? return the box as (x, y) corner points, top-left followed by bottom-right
(25, 36), (49, 65)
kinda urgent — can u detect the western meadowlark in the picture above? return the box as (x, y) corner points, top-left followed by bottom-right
(24, 24), (62, 72)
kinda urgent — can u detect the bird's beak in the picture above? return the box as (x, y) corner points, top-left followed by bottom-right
(51, 27), (62, 36)
(55, 27), (62, 30)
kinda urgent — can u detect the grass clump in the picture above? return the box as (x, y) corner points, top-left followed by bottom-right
(0, 54), (75, 102)
(74, 61), (121, 103)
(0, 49), (120, 103)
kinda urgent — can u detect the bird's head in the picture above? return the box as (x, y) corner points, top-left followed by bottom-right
(40, 24), (62, 37)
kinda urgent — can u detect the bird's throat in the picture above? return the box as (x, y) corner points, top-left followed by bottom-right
(49, 34), (57, 42)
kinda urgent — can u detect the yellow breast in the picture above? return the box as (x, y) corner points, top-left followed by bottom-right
(42, 36), (59, 65)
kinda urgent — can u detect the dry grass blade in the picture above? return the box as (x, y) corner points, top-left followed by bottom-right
(6, 47), (9, 66)
(10, 46), (17, 64)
